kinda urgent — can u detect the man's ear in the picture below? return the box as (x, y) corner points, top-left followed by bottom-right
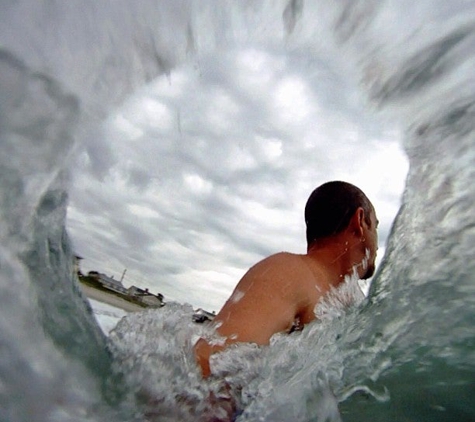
(349, 207), (365, 237)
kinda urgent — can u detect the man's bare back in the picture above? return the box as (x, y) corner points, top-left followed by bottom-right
(195, 182), (378, 378)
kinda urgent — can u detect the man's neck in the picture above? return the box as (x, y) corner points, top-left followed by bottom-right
(306, 235), (364, 288)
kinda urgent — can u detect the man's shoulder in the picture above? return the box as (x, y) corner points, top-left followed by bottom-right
(247, 252), (307, 279)
(257, 252), (326, 288)
(258, 251), (303, 266)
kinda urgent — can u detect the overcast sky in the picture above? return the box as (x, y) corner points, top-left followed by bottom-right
(67, 43), (408, 312)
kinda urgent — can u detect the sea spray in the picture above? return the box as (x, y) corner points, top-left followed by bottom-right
(109, 303), (227, 421)
(106, 269), (368, 421)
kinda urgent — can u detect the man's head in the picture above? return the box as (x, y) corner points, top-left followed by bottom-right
(305, 181), (378, 278)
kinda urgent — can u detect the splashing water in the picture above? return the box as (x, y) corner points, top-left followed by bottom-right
(1, 1), (474, 421)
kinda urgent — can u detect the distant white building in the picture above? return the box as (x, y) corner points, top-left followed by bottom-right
(128, 286), (164, 307)
(88, 271), (128, 295)
(192, 308), (216, 323)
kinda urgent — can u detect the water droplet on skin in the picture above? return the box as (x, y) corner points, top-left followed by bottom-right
(231, 289), (245, 303)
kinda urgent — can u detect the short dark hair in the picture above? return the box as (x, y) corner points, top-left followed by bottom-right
(305, 181), (373, 247)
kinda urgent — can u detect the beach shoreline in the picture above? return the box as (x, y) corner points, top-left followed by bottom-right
(80, 283), (145, 312)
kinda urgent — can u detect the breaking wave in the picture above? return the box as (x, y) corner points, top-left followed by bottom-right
(0, 1), (474, 421)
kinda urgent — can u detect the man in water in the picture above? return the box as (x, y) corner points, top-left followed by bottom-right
(195, 181), (378, 378)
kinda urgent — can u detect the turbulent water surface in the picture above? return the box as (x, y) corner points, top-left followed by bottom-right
(1, 1), (474, 421)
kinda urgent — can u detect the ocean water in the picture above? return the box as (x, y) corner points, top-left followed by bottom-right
(1, 1), (474, 421)
(89, 300), (128, 336)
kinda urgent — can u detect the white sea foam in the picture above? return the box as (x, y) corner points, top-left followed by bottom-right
(88, 299), (128, 335)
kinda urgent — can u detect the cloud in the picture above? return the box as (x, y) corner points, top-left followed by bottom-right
(68, 43), (408, 311)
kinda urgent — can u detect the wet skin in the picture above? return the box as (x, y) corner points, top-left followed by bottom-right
(195, 206), (378, 377)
